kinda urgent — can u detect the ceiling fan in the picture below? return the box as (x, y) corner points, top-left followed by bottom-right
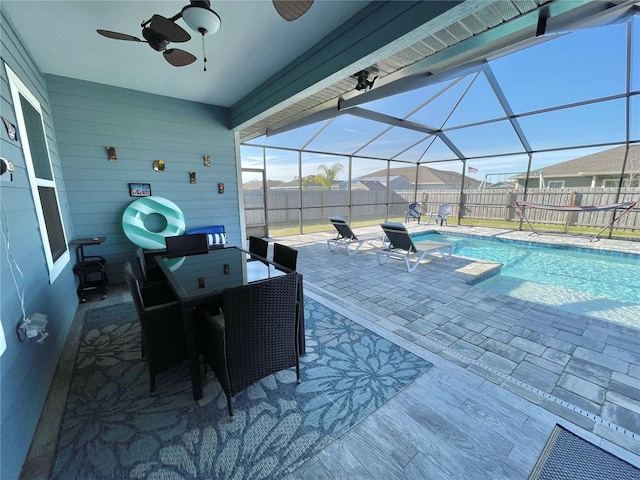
(97, 0), (314, 68)
(272, 0), (314, 21)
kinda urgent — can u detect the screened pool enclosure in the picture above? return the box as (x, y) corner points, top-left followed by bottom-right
(241, 13), (640, 239)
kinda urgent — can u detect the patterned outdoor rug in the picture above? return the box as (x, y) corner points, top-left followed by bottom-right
(529, 424), (640, 480)
(51, 296), (432, 479)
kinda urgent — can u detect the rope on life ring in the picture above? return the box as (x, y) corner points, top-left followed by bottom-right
(122, 196), (186, 250)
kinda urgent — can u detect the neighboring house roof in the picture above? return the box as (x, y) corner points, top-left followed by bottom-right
(488, 181), (518, 189)
(351, 180), (386, 190)
(361, 165), (482, 188)
(243, 180), (283, 190)
(348, 175), (406, 184)
(537, 145), (640, 178)
(339, 176), (408, 190)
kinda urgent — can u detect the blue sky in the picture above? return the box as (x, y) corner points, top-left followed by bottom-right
(243, 16), (639, 183)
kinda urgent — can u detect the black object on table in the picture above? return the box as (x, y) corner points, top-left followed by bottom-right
(157, 246), (305, 401)
(70, 237), (108, 303)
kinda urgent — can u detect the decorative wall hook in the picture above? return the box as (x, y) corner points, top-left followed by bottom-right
(2, 117), (18, 141)
(203, 154), (211, 167)
(153, 160), (165, 172)
(106, 146), (117, 161)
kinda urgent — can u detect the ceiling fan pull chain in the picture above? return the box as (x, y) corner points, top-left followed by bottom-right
(202, 35), (207, 72)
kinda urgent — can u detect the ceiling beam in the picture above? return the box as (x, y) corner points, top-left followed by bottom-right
(347, 107), (439, 135)
(230, 1), (465, 130)
(338, 0), (634, 111)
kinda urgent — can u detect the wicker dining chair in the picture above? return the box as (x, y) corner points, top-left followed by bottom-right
(273, 243), (298, 271)
(249, 236), (269, 260)
(165, 233), (209, 257)
(199, 272), (300, 416)
(135, 247), (167, 284)
(123, 261), (189, 396)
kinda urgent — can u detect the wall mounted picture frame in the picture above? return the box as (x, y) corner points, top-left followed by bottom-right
(129, 183), (151, 197)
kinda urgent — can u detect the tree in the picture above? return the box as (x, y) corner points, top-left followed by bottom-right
(315, 163), (344, 188)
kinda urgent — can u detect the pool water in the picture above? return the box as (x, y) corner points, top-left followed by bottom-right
(413, 232), (640, 328)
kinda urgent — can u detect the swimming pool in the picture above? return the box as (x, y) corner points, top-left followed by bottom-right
(413, 232), (640, 328)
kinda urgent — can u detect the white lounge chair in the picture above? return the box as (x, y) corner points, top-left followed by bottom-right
(427, 203), (452, 226)
(404, 202), (422, 223)
(377, 222), (453, 272)
(327, 217), (383, 256)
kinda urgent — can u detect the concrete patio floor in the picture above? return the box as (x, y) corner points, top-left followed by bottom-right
(278, 223), (640, 478)
(21, 224), (640, 479)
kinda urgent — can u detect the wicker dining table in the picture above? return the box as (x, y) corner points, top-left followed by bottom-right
(156, 246), (305, 401)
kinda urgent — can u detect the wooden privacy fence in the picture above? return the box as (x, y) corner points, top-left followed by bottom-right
(243, 187), (640, 232)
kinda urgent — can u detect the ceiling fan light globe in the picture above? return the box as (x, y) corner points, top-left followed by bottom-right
(182, 6), (221, 36)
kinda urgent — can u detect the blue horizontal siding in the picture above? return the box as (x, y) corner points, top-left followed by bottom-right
(1, 11), (78, 480)
(47, 75), (240, 281)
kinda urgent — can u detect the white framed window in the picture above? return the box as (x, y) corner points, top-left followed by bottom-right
(604, 178), (640, 187)
(5, 64), (70, 282)
(547, 180), (565, 188)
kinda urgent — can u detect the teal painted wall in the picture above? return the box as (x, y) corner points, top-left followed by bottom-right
(46, 75), (239, 282)
(0, 11), (79, 480)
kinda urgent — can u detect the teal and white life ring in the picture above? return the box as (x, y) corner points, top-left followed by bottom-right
(122, 196), (186, 249)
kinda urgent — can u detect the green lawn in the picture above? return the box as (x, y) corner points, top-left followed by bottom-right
(266, 216), (640, 241)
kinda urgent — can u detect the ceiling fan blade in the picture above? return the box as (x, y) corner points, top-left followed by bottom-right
(150, 14), (191, 42)
(97, 29), (142, 42)
(272, 0), (313, 21)
(163, 49), (196, 67)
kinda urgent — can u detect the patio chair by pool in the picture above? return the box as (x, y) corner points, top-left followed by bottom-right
(327, 216), (383, 256)
(378, 222), (453, 273)
(427, 203), (452, 226)
(404, 202), (422, 223)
